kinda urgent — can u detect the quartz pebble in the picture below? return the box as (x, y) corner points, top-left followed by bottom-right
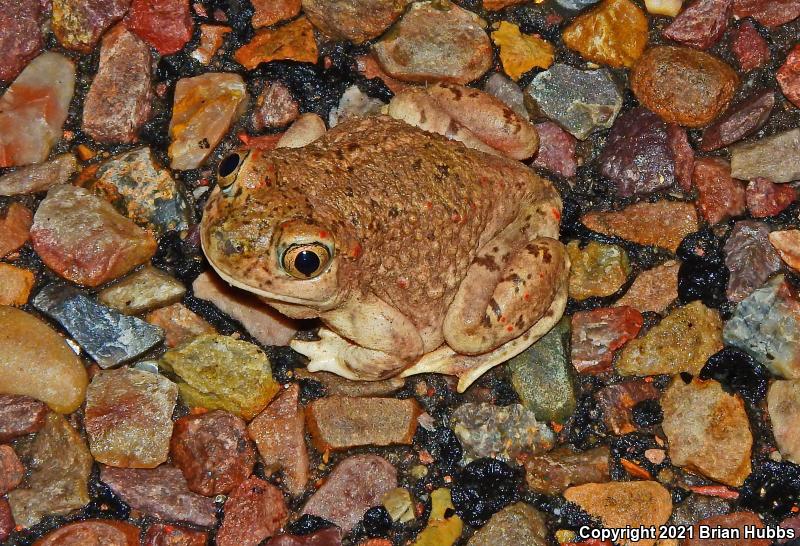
(723, 221), (782, 302)
(0, 444), (24, 495)
(252, 81), (300, 131)
(217, 477), (288, 546)
(0, 395), (48, 442)
(146, 303), (217, 348)
(0, 203), (32, 258)
(248, 384), (308, 496)
(0, 263), (34, 306)
(693, 158), (746, 224)
(101, 465), (217, 527)
(169, 73), (248, 170)
(33, 284), (165, 369)
(663, 0), (732, 50)
(171, 410), (256, 496)
(125, 0), (194, 55)
(31, 184), (157, 287)
(645, 0), (682, 16)
(306, 396), (420, 451)
(732, 20), (770, 71)
(8, 413), (93, 528)
(52, 0), (130, 52)
(373, 1), (492, 84)
(730, 128), (800, 183)
(483, 73), (528, 119)
(617, 301), (723, 376)
(0, 307), (88, 414)
(631, 46), (738, 127)
(700, 90), (774, 152)
(525, 445), (610, 495)
(99, 266), (186, 314)
(767, 380), (800, 464)
(85, 367), (177, 468)
(193, 271), (298, 346)
(252, 0), (300, 28)
(616, 260), (680, 314)
(159, 334), (279, 419)
(661, 377), (752, 486)
(779, 46), (800, 108)
(0, 0), (44, 83)
(724, 275), (800, 378)
(82, 24), (152, 144)
(191, 24), (230, 64)
(0, 52), (75, 167)
(595, 380), (659, 434)
(571, 307), (643, 374)
(302, 0), (410, 44)
(564, 481), (672, 546)
(329, 85), (385, 127)
(567, 240), (631, 300)
(582, 201), (699, 253)
(747, 178), (797, 218)
(467, 502), (548, 546)
(143, 524), (208, 546)
(33, 520), (141, 546)
(491, 21), (554, 81)
(301, 455), (397, 533)
(526, 64), (622, 140)
(562, 0), (649, 68)
(234, 17), (318, 70)
(770, 230), (800, 272)
(0, 154), (78, 196)
(533, 122), (577, 178)
(451, 402), (554, 462)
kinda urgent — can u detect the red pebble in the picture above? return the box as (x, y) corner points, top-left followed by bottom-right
(125, 0), (194, 55)
(778, 44), (800, 108)
(731, 20), (770, 71)
(746, 178), (797, 217)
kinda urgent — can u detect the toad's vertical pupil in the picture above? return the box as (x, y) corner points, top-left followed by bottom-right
(219, 153), (240, 177)
(295, 250), (321, 276)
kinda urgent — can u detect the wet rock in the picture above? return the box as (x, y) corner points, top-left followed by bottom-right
(0, 395), (48, 442)
(563, 0), (648, 68)
(557, 0), (602, 9)
(125, 0), (193, 55)
(693, 158), (746, 224)
(663, 0), (732, 50)
(596, 380), (659, 434)
(301, 454), (397, 533)
(730, 128), (800, 183)
(83, 25), (152, 143)
(0, 263), (34, 306)
(190, 24), (230, 64)
(31, 184), (157, 286)
(661, 377), (752, 486)
(564, 481), (672, 546)
(0, 154), (78, 196)
(169, 73), (248, 170)
(670, 493), (731, 527)
(566, 240), (631, 300)
(33, 284), (165, 369)
(217, 477), (288, 546)
(143, 524), (208, 546)
(525, 445), (609, 495)
(467, 502), (547, 546)
(8, 413), (92, 528)
(303, 0), (410, 43)
(0, 500), (11, 542)
(491, 21), (554, 81)
(85, 367), (177, 468)
(328, 85), (385, 127)
(0, 307), (88, 414)
(483, 73), (528, 119)
(269, 528), (343, 546)
(34, 520), (140, 545)
(733, 0), (800, 28)
(732, 20), (770, 71)
(277, 113), (327, 148)
(100, 465), (217, 527)
(525, 63), (622, 140)
(724, 275), (800, 378)
(685, 511), (770, 546)
(99, 266), (186, 314)
(616, 260), (680, 314)
(146, 303), (217, 348)
(533, 122), (577, 178)
(700, 91), (775, 152)
(356, 53), (411, 94)
(450, 402), (554, 462)
(747, 178), (797, 218)
(779, 45), (800, 108)
(582, 201), (698, 253)
(508, 318), (577, 423)
(770, 230), (800, 272)
(52, 0), (130, 52)
(631, 46), (738, 127)
(193, 271), (298, 346)
(248, 384), (308, 496)
(645, 0), (683, 16)
(0, 203), (31, 258)
(171, 410), (255, 496)
(0, 52), (75, 167)
(373, 1), (492, 84)
(767, 380), (800, 464)
(252, 81), (300, 131)
(294, 369), (406, 397)
(0, 0), (44, 83)
(252, 0), (300, 28)
(306, 396), (420, 451)
(571, 307), (643, 374)
(159, 334), (279, 419)
(234, 17), (318, 70)
(413, 487), (463, 545)
(617, 301), (723, 376)
(669, 124), (695, 191)
(0, 444), (23, 494)
(598, 107), (676, 196)
(723, 221), (782, 302)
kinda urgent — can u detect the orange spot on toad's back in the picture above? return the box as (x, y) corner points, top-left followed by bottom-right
(319, 231), (329, 238)
(506, 325), (514, 332)
(552, 207), (561, 221)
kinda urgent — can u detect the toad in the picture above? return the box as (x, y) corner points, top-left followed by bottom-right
(200, 116), (568, 391)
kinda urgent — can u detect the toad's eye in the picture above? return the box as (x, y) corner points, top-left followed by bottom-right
(281, 243), (332, 279)
(218, 152), (244, 190)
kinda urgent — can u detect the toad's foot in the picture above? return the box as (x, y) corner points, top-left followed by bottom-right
(291, 328), (408, 381)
